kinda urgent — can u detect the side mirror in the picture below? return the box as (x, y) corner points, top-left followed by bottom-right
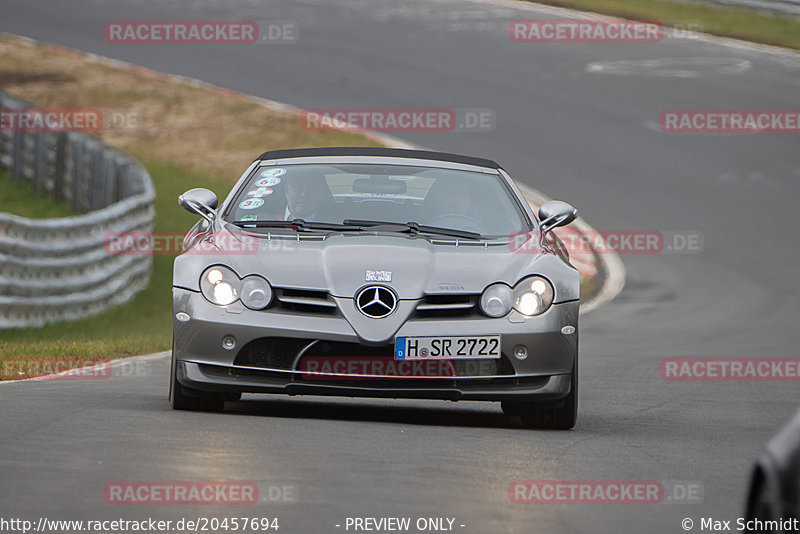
(538, 200), (577, 233)
(179, 188), (218, 223)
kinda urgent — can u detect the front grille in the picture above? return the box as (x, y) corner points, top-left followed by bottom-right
(414, 293), (478, 318)
(234, 337), (313, 369)
(233, 338), (393, 371)
(273, 287), (337, 315)
(302, 340), (394, 358)
(267, 289), (483, 319)
(297, 345), (516, 386)
(233, 337), (516, 380)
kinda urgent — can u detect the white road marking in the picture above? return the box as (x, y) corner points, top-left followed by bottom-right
(586, 57), (752, 77)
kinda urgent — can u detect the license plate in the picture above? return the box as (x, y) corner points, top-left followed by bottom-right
(395, 336), (501, 360)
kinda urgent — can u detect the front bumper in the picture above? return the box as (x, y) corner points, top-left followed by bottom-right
(177, 360), (571, 401)
(173, 287), (578, 402)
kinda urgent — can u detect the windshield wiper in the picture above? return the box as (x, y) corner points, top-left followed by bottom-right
(342, 219), (483, 240)
(230, 218), (483, 239)
(229, 219), (366, 231)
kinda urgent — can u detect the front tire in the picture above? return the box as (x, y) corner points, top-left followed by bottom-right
(746, 473), (779, 526)
(169, 344), (225, 411)
(519, 359), (578, 430)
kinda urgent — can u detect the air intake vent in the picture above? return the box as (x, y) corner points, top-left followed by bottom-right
(274, 288), (336, 313)
(414, 294), (478, 317)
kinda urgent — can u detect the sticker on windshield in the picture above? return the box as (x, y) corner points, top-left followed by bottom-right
(239, 214), (257, 221)
(247, 187), (274, 198)
(239, 198), (264, 210)
(260, 168), (286, 178)
(255, 176), (281, 187)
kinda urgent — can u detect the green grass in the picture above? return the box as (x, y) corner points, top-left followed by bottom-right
(530, 0), (800, 50)
(579, 274), (597, 302)
(0, 160), (222, 365)
(0, 168), (75, 218)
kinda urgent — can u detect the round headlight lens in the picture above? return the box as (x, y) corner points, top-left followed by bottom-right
(240, 275), (273, 310)
(200, 266), (241, 306)
(513, 276), (554, 316)
(480, 283), (513, 318)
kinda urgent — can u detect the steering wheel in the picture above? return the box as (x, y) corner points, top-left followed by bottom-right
(428, 213), (487, 235)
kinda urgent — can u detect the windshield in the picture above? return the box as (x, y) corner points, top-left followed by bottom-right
(225, 163), (531, 237)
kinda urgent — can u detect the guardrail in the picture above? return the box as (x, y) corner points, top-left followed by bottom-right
(0, 91), (155, 329)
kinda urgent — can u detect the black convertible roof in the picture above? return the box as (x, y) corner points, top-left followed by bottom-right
(256, 147), (500, 169)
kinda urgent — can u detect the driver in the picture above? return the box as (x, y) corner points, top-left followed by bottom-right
(284, 171), (332, 221)
(424, 177), (488, 234)
(426, 177), (476, 216)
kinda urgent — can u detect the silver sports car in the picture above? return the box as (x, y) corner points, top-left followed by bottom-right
(171, 147), (580, 429)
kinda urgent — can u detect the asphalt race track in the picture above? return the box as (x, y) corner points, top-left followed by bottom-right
(1, 0), (799, 532)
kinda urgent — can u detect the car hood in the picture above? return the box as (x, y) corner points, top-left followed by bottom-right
(178, 228), (576, 297)
(268, 232), (541, 297)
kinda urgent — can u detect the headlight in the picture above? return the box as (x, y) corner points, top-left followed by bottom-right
(513, 276), (554, 316)
(480, 283), (513, 318)
(200, 265), (241, 306)
(240, 275), (273, 310)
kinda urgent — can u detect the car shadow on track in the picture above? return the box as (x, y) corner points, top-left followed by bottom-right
(222, 396), (527, 430)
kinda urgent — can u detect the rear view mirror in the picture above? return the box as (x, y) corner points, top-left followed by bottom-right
(353, 178), (407, 195)
(538, 200), (577, 233)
